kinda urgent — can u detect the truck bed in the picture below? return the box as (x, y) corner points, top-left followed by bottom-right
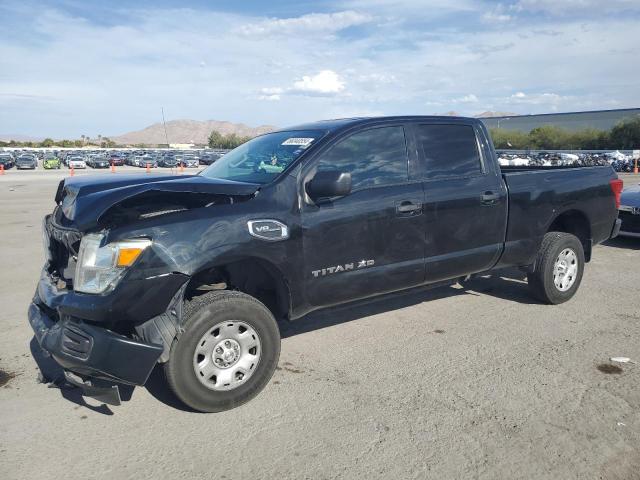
(496, 165), (618, 268)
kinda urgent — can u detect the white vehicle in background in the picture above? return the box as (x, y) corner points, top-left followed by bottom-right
(559, 153), (579, 162)
(606, 150), (629, 161)
(67, 156), (87, 169)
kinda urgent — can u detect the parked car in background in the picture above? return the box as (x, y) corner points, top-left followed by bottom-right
(158, 155), (178, 168)
(199, 153), (221, 165)
(0, 153), (15, 169)
(137, 155), (157, 168)
(43, 155), (61, 169)
(87, 156), (110, 168)
(16, 155), (37, 169)
(618, 184), (640, 238)
(109, 154), (124, 166)
(67, 156), (87, 169)
(181, 156), (199, 168)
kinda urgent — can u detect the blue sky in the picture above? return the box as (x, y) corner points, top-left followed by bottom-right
(1, 0), (639, 138)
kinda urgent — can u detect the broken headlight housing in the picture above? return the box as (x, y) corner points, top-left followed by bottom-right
(74, 233), (152, 294)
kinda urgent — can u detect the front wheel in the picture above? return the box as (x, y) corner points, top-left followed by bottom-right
(164, 290), (280, 412)
(527, 232), (585, 304)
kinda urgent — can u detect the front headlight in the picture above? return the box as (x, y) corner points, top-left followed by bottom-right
(74, 234), (152, 294)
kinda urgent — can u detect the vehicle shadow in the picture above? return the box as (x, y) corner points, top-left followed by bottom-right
(29, 270), (538, 413)
(460, 268), (540, 305)
(602, 237), (640, 251)
(280, 268), (538, 339)
(144, 366), (198, 413)
(29, 337), (116, 415)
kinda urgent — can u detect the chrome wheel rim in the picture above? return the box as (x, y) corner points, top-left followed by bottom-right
(553, 248), (578, 292)
(193, 321), (261, 391)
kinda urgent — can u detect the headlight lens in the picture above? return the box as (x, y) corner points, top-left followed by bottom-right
(75, 234), (151, 294)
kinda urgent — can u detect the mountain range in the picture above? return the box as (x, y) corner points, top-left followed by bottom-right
(111, 120), (276, 145)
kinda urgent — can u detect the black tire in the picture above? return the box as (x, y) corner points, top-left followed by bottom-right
(164, 290), (280, 412)
(527, 232), (585, 304)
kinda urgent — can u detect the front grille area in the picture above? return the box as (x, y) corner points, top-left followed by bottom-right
(619, 211), (640, 233)
(45, 210), (82, 282)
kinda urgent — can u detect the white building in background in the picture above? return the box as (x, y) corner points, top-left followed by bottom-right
(168, 143), (196, 149)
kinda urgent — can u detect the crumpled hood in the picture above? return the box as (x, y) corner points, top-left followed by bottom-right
(620, 184), (640, 208)
(56, 174), (259, 231)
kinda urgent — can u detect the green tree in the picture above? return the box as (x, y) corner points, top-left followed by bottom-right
(208, 130), (251, 149)
(609, 117), (640, 149)
(207, 130), (225, 148)
(489, 129), (529, 149)
(40, 138), (55, 147)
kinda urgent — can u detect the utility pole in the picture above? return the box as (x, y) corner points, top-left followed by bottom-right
(161, 107), (170, 148)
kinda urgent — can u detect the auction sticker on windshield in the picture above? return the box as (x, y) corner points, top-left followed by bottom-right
(281, 137), (315, 147)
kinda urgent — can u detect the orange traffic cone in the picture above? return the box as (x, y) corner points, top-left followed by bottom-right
(634, 159), (638, 174)
(146, 162), (150, 174)
(0, 164), (4, 175)
(180, 162), (184, 174)
(111, 161), (115, 173)
(70, 165), (75, 176)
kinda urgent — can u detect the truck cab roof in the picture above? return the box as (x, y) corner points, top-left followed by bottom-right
(282, 115), (480, 135)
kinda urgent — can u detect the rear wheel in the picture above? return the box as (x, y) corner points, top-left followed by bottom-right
(527, 232), (585, 304)
(164, 290), (280, 412)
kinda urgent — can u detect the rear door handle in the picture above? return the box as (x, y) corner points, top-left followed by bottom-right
(396, 201), (422, 215)
(481, 191), (500, 205)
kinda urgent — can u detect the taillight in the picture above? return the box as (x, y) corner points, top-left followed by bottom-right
(609, 178), (623, 209)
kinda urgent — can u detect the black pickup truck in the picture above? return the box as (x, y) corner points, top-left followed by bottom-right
(29, 116), (622, 412)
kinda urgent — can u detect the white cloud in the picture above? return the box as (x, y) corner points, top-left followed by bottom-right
(258, 87), (283, 101)
(291, 70), (346, 95)
(482, 4), (513, 22)
(516, 0), (640, 15)
(259, 70), (347, 101)
(238, 11), (372, 36)
(508, 92), (568, 105)
(483, 12), (512, 22)
(355, 73), (397, 85)
(453, 94), (479, 103)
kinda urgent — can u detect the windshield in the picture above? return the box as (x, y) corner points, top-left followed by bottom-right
(200, 130), (323, 184)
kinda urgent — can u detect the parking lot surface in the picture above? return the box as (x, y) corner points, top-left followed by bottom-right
(1, 170), (639, 480)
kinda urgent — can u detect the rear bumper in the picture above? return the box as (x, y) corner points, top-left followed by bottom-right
(610, 218), (622, 239)
(619, 230), (640, 238)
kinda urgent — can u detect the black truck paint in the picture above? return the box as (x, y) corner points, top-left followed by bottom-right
(29, 116), (622, 408)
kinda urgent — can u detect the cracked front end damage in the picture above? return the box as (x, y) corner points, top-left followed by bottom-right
(29, 174), (260, 404)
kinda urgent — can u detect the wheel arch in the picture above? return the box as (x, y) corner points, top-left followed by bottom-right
(185, 256), (292, 321)
(546, 209), (592, 262)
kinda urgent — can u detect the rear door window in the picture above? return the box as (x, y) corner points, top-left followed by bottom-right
(415, 124), (482, 180)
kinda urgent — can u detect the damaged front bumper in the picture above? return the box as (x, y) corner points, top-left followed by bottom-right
(28, 269), (167, 405)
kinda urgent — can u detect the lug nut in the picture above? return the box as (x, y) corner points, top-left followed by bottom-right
(224, 341), (231, 347)
(216, 347), (223, 354)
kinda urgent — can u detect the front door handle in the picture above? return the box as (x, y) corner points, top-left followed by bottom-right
(396, 201), (422, 215)
(481, 191), (500, 205)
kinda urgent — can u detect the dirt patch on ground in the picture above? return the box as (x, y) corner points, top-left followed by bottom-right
(0, 368), (17, 387)
(597, 364), (623, 374)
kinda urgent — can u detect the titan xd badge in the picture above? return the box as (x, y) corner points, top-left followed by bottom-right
(311, 259), (374, 278)
(247, 220), (289, 241)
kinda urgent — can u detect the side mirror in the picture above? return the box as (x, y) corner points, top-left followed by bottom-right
(306, 170), (352, 199)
